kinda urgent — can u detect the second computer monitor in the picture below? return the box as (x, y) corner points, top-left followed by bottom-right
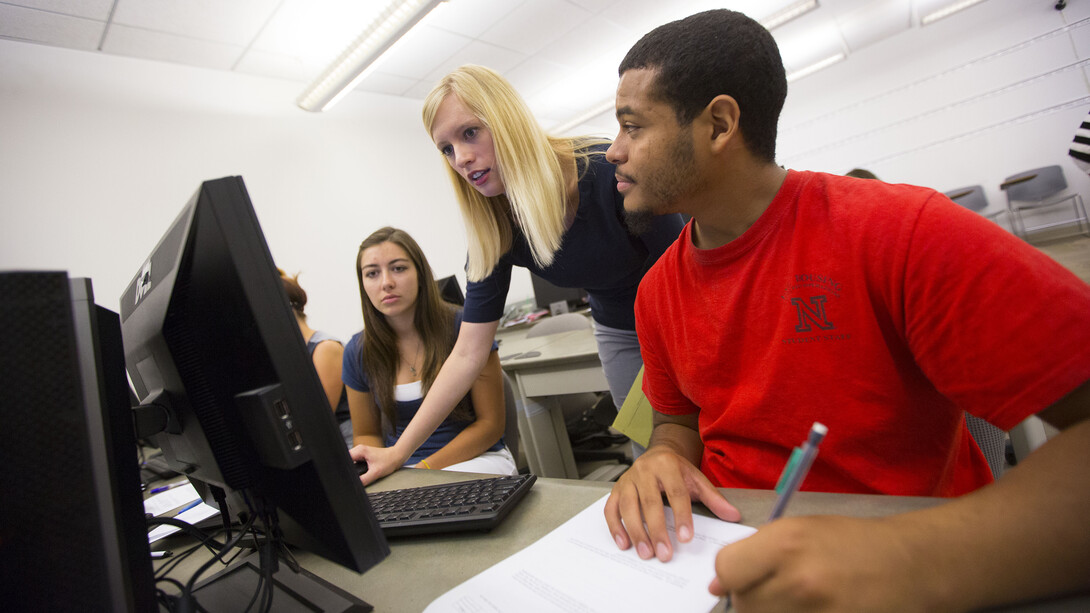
(530, 272), (587, 315)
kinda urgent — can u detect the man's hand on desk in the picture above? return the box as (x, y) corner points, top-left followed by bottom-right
(604, 446), (741, 562)
(709, 514), (938, 612)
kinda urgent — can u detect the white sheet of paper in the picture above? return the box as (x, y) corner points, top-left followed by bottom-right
(147, 503), (220, 543)
(424, 494), (756, 613)
(143, 482), (200, 516)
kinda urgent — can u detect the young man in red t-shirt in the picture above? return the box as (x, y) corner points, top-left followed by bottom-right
(603, 9), (1090, 612)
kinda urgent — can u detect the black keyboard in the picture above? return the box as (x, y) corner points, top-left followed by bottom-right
(367, 474), (537, 537)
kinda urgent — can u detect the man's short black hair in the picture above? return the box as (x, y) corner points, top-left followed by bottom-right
(619, 9), (787, 163)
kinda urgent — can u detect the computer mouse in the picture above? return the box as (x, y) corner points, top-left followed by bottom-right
(354, 460), (368, 476)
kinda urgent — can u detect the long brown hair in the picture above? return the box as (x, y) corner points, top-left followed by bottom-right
(354, 227), (472, 429)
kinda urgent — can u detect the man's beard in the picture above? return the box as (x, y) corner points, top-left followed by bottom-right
(621, 132), (695, 235)
(624, 208), (654, 235)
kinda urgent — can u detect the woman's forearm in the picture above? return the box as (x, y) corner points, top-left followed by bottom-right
(391, 320), (499, 462)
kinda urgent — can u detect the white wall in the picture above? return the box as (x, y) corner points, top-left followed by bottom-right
(779, 0), (1090, 221)
(0, 39), (537, 341)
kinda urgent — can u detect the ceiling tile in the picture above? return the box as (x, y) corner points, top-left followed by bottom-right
(111, 0), (280, 46)
(372, 24), (472, 81)
(417, 40), (529, 91)
(426, 0), (525, 39)
(601, 0), (714, 36)
(4, 0), (115, 21)
(235, 49), (314, 83)
(564, 0), (614, 15)
(356, 70), (420, 97)
(102, 23), (244, 71)
(0, 5), (103, 49)
(535, 14), (635, 69)
(502, 56), (571, 101)
(478, 0), (592, 55)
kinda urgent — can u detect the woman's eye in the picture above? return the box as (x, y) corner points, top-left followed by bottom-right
(464, 127), (477, 140)
(440, 144), (453, 157)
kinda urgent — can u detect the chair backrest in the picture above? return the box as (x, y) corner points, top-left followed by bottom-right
(525, 312), (591, 338)
(501, 371), (520, 463)
(945, 185), (987, 212)
(965, 413), (1006, 480)
(1002, 165), (1068, 202)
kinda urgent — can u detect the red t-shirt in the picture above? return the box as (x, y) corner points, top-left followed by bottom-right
(637, 170), (1090, 497)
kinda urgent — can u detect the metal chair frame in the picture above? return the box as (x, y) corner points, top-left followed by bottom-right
(1000, 166), (1090, 241)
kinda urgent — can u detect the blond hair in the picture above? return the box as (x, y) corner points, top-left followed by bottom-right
(423, 65), (607, 281)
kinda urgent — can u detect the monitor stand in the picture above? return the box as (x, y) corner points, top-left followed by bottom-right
(190, 550), (372, 612)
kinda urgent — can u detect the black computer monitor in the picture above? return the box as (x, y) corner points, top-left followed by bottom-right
(435, 274), (465, 306)
(118, 176), (389, 609)
(530, 272), (587, 312)
(0, 272), (155, 612)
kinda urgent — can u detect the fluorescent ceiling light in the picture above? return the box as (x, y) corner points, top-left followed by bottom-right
(297, 0), (445, 112)
(760, 0), (820, 30)
(786, 52), (845, 82)
(921, 0), (987, 25)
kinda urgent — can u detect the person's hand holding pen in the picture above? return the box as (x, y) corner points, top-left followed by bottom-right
(707, 422), (935, 612)
(708, 513), (938, 612)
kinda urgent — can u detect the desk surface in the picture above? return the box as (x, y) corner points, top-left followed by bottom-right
(498, 327), (600, 371)
(496, 324), (608, 478)
(154, 469), (1089, 612)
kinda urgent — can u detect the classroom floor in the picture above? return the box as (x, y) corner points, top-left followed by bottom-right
(1036, 232), (1090, 283)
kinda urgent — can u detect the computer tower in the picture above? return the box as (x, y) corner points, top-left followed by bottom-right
(0, 272), (156, 612)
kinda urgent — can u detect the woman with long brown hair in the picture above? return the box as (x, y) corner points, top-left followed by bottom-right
(344, 227), (515, 476)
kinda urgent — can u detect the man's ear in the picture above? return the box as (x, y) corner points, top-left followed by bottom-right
(707, 95), (741, 152)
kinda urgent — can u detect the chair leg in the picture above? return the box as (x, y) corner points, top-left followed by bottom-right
(1009, 205), (1026, 239)
(1075, 194), (1090, 237)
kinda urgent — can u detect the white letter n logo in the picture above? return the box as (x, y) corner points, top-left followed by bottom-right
(790, 296), (834, 332)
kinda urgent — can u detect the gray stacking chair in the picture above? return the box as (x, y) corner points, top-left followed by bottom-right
(999, 165), (1089, 241)
(945, 185), (1008, 227)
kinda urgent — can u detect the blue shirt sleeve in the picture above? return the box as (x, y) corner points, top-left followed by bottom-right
(462, 260), (513, 324)
(341, 332), (370, 392)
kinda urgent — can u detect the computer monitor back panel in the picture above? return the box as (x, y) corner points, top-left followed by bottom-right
(118, 176), (389, 574)
(0, 272), (155, 612)
(530, 272), (587, 313)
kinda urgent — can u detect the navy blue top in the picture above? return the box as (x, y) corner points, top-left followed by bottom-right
(463, 144), (685, 331)
(341, 311), (503, 464)
(306, 331), (351, 426)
